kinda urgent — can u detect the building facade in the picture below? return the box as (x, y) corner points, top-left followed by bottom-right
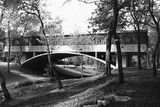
(3, 30), (148, 67)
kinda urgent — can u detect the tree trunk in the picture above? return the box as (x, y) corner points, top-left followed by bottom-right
(7, 22), (10, 73)
(105, 35), (108, 75)
(40, 20), (62, 89)
(42, 29), (62, 89)
(112, 0), (124, 83)
(107, 32), (112, 75)
(152, 33), (159, 77)
(36, 7), (63, 89)
(18, 44), (22, 71)
(152, 26), (160, 77)
(108, 34), (112, 75)
(105, 32), (112, 75)
(114, 33), (124, 83)
(148, 0), (160, 77)
(0, 71), (11, 100)
(152, 51), (157, 77)
(137, 25), (142, 70)
(146, 47), (151, 69)
(157, 48), (159, 68)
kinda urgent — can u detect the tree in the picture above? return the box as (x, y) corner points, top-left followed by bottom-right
(110, 0), (125, 83)
(45, 17), (63, 46)
(0, 0), (21, 101)
(128, 0), (148, 70)
(147, 28), (158, 69)
(4, 8), (38, 69)
(0, 28), (11, 100)
(20, 0), (63, 89)
(89, 1), (114, 75)
(90, 0), (132, 83)
(10, 30), (26, 70)
(0, 72), (11, 100)
(7, 20), (10, 72)
(147, 0), (160, 77)
(64, 0), (131, 83)
(105, 31), (112, 75)
(11, 5), (44, 69)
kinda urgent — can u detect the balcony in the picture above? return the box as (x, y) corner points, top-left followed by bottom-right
(4, 44), (147, 53)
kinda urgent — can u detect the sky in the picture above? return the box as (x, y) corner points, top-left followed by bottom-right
(44, 0), (96, 34)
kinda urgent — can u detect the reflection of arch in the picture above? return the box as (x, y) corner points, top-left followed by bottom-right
(21, 52), (116, 72)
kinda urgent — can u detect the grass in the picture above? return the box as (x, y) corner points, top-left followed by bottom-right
(0, 66), (160, 107)
(55, 69), (160, 107)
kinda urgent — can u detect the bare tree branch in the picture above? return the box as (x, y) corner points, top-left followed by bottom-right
(78, 0), (99, 4)
(62, 0), (99, 7)
(118, 0), (131, 11)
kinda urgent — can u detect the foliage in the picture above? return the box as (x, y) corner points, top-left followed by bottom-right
(45, 17), (62, 36)
(26, 31), (45, 45)
(89, 0), (133, 83)
(0, 0), (22, 101)
(128, 0), (149, 70)
(127, 0), (148, 29)
(19, 0), (63, 88)
(146, 0), (160, 76)
(89, 0), (129, 32)
(45, 17), (63, 46)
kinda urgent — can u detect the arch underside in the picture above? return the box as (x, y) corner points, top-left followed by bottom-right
(21, 52), (116, 78)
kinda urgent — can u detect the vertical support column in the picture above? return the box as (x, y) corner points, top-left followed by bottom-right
(95, 51), (97, 58)
(95, 35), (98, 70)
(33, 52), (36, 57)
(122, 53), (127, 67)
(95, 51), (98, 70)
(116, 55), (118, 68)
(126, 53), (130, 67)
(81, 54), (83, 78)
(20, 54), (27, 64)
(116, 53), (127, 67)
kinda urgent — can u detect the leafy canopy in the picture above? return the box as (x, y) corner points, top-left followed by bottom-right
(89, 0), (130, 32)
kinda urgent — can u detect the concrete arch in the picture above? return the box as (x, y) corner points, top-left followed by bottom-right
(21, 52), (116, 76)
